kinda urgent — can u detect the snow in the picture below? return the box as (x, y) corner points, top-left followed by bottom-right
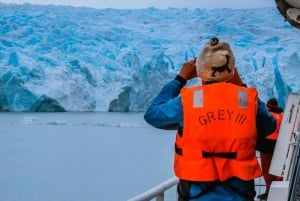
(0, 3), (299, 112)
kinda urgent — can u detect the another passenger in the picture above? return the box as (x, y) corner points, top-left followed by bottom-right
(256, 98), (284, 201)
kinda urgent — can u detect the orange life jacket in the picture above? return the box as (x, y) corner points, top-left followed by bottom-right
(266, 112), (283, 140)
(174, 82), (262, 181)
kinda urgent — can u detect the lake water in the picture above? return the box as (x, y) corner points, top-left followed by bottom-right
(0, 112), (176, 201)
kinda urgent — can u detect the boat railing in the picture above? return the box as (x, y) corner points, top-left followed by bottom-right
(127, 176), (178, 201)
(127, 175), (268, 201)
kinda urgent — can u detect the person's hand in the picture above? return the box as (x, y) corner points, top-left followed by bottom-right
(179, 58), (198, 80)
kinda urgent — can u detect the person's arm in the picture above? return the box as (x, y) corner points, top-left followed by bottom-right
(256, 98), (276, 137)
(144, 59), (197, 130)
(144, 76), (184, 129)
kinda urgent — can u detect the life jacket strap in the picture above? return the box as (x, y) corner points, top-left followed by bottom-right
(175, 145), (238, 159)
(175, 144), (183, 156)
(202, 151), (237, 159)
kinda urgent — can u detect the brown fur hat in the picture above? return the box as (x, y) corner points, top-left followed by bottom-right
(196, 37), (235, 83)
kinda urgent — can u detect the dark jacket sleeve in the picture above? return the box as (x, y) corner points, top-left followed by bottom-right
(144, 76), (185, 130)
(256, 98), (276, 137)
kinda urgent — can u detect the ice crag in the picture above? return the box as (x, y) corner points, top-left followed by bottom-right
(0, 4), (300, 111)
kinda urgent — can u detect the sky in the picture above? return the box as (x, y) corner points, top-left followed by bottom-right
(0, 0), (276, 9)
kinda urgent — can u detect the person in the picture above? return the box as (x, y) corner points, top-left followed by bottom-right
(256, 98), (284, 201)
(144, 37), (276, 201)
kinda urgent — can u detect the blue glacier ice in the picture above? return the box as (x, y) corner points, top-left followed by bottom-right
(0, 3), (300, 112)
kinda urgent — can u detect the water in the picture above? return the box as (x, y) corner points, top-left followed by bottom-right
(0, 112), (268, 201)
(0, 112), (176, 201)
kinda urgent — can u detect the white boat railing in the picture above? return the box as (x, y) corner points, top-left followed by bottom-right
(127, 176), (179, 201)
(127, 175), (268, 201)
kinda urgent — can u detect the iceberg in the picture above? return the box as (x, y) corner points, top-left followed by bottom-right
(0, 3), (299, 111)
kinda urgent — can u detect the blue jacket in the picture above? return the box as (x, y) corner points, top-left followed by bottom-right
(144, 77), (276, 201)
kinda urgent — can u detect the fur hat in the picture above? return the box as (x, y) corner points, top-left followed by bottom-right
(196, 37), (235, 82)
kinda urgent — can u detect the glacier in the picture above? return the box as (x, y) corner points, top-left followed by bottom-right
(0, 3), (300, 112)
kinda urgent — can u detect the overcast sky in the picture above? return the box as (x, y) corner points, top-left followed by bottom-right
(0, 0), (276, 9)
